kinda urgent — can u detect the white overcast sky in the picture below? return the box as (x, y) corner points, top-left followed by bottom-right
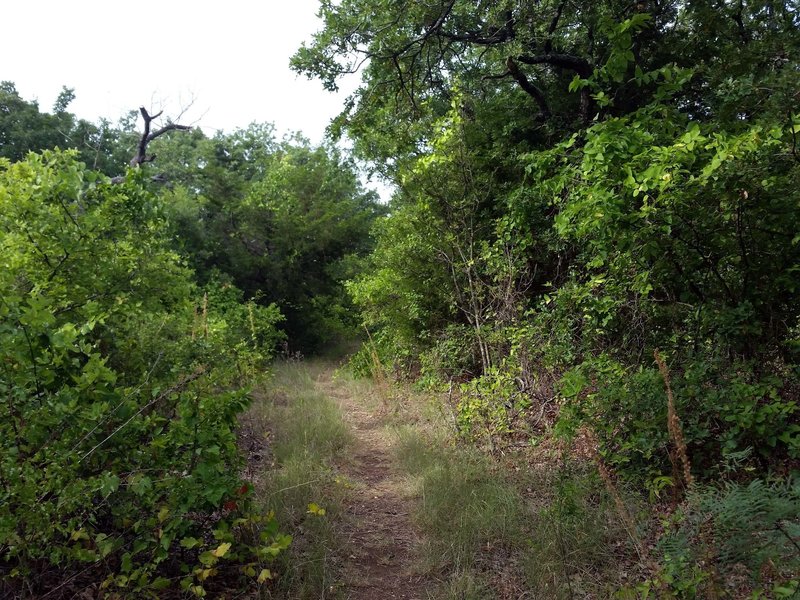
(2, 0), (357, 140)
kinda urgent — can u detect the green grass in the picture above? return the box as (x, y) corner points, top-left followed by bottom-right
(247, 360), (640, 598)
(394, 426), (533, 600)
(392, 420), (637, 599)
(520, 459), (640, 599)
(437, 570), (492, 600)
(247, 360), (351, 599)
(395, 427), (526, 572)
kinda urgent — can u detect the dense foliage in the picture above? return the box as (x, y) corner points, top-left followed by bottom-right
(0, 82), (136, 173)
(296, 0), (800, 594)
(2, 0), (799, 594)
(0, 150), (288, 595)
(0, 86), (385, 352)
(149, 128), (385, 349)
(0, 78), (383, 595)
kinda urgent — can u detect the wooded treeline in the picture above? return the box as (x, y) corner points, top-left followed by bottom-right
(0, 84), (382, 596)
(293, 0), (800, 595)
(1, 0), (799, 595)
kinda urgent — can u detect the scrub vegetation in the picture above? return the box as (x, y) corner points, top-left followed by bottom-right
(2, 0), (800, 596)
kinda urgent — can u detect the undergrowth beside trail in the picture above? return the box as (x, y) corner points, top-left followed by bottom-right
(387, 390), (639, 599)
(244, 361), (351, 599)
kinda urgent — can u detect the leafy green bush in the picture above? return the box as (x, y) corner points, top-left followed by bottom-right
(203, 273), (286, 377)
(0, 151), (286, 595)
(419, 323), (482, 386)
(558, 353), (800, 486)
(456, 365), (529, 446)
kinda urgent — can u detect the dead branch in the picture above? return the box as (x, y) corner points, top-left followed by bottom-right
(110, 105), (193, 184)
(130, 106), (191, 167)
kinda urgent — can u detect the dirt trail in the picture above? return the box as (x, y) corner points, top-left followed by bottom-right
(315, 370), (428, 600)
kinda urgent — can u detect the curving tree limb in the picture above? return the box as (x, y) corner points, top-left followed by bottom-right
(130, 106), (191, 167)
(506, 57), (551, 118)
(111, 106), (192, 183)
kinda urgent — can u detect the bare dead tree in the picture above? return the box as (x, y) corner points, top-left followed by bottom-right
(130, 106), (191, 167)
(111, 106), (191, 183)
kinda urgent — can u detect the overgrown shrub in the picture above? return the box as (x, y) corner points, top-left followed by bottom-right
(0, 151), (286, 596)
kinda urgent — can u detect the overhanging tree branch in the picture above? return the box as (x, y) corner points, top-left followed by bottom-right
(506, 57), (551, 118)
(545, 0), (567, 53)
(518, 53), (593, 122)
(517, 53), (592, 77)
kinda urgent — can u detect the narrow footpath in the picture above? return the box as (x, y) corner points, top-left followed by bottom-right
(315, 369), (429, 600)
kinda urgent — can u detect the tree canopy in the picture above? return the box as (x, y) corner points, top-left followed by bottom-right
(295, 1), (800, 592)
(1, 0), (799, 594)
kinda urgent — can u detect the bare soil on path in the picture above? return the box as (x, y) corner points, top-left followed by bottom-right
(314, 370), (430, 600)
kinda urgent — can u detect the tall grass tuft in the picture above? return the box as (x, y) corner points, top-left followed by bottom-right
(247, 360), (351, 599)
(395, 426), (527, 574)
(393, 424), (635, 598)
